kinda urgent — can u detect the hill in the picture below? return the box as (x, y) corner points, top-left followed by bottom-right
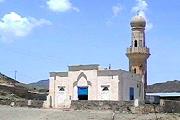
(28, 79), (49, 90)
(147, 80), (180, 93)
(0, 73), (19, 84)
(0, 73), (47, 100)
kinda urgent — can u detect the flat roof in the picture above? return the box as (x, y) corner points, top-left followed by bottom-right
(146, 92), (180, 97)
(68, 64), (100, 71)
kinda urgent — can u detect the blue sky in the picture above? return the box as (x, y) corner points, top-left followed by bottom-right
(0, 0), (179, 84)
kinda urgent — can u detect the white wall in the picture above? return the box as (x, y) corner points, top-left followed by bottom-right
(97, 75), (119, 100)
(47, 69), (143, 108)
(121, 71), (141, 101)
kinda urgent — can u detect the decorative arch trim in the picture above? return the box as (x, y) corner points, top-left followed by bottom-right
(77, 72), (87, 81)
(73, 72), (92, 87)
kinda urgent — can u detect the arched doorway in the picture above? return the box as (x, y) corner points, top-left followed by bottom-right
(73, 72), (91, 100)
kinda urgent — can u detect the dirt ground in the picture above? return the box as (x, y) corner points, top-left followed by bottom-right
(0, 105), (179, 120)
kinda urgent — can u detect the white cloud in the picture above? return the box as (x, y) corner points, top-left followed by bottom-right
(46, 0), (79, 12)
(106, 3), (123, 26)
(132, 0), (147, 15)
(146, 22), (153, 31)
(112, 3), (123, 16)
(132, 0), (153, 31)
(0, 12), (51, 42)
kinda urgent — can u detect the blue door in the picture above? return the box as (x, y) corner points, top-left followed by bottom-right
(129, 87), (134, 100)
(78, 87), (88, 100)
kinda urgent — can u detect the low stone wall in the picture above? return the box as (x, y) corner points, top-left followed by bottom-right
(0, 99), (179, 113)
(0, 98), (12, 105)
(131, 104), (163, 114)
(28, 100), (44, 108)
(160, 100), (180, 113)
(71, 100), (134, 112)
(0, 98), (44, 108)
(71, 100), (180, 113)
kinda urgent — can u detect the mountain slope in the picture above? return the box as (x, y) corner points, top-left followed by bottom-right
(147, 80), (180, 93)
(0, 73), (48, 100)
(28, 79), (49, 90)
(0, 73), (19, 84)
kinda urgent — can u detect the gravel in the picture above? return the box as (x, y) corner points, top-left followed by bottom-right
(0, 105), (179, 120)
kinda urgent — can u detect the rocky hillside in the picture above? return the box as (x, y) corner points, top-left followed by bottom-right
(147, 80), (180, 93)
(0, 73), (47, 100)
(0, 73), (19, 84)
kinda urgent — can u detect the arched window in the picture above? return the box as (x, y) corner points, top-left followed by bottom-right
(134, 40), (138, 47)
(139, 64), (143, 69)
(134, 68), (136, 74)
(102, 87), (109, 91)
(58, 86), (65, 91)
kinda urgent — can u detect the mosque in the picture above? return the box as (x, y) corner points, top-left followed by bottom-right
(46, 14), (150, 108)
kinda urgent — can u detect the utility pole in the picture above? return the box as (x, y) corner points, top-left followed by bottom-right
(14, 70), (17, 80)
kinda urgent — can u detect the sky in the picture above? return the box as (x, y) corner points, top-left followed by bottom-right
(0, 0), (179, 85)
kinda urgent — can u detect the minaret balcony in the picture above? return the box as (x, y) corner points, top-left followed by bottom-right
(127, 47), (150, 54)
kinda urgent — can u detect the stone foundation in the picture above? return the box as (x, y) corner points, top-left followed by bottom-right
(71, 100), (180, 113)
(71, 100), (134, 111)
(160, 100), (180, 113)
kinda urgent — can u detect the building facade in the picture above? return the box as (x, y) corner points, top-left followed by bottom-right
(45, 15), (150, 108)
(47, 64), (143, 108)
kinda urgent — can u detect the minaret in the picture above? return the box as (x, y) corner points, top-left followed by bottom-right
(126, 15), (150, 97)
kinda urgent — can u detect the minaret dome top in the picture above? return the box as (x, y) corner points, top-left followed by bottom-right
(130, 15), (146, 28)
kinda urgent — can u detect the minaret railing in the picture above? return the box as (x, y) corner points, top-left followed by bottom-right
(127, 47), (149, 54)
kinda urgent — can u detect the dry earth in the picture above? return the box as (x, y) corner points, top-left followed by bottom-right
(0, 105), (179, 120)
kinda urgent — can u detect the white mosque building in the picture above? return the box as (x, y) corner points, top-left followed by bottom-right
(45, 15), (150, 108)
